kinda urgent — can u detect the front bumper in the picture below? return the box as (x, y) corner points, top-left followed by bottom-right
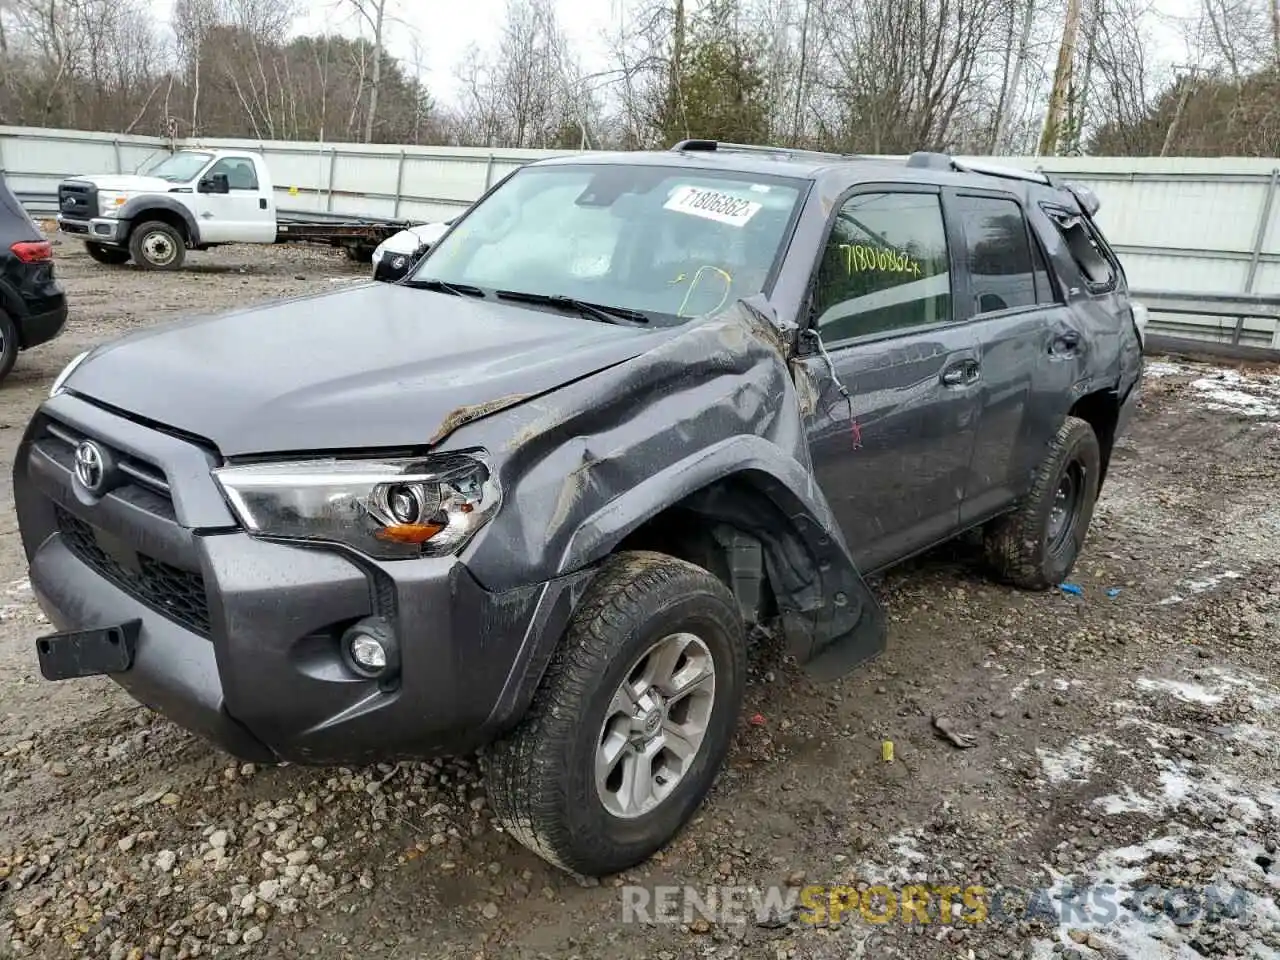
(57, 216), (125, 245)
(16, 394), (587, 764)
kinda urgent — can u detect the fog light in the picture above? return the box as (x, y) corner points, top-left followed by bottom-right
(349, 633), (387, 671)
(341, 617), (399, 680)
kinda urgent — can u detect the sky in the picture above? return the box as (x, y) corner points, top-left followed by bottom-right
(149, 0), (621, 104)
(148, 0), (1202, 108)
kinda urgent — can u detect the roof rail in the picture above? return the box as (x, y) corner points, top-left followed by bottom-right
(950, 157), (1050, 185)
(905, 150), (1052, 185)
(670, 139), (862, 163)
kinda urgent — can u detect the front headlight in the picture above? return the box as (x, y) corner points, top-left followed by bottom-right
(213, 453), (500, 560)
(98, 191), (127, 217)
(50, 350), (89, 398)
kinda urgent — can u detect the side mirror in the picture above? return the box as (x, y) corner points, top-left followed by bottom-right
(199, 173), (230, 194)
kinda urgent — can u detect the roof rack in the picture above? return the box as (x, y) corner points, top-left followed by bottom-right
(671, 139), (862, 163)
(905, 150), (1050, 185)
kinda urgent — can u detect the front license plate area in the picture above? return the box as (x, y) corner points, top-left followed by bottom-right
(36, 621), (141, 681)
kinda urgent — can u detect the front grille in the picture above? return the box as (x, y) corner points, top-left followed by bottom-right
(39, 420), (175, 521)
(56, 507), (211, 636)
(57, 181), (97, 219)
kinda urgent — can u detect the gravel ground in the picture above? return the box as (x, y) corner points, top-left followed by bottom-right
(2, 239), (1279, 960)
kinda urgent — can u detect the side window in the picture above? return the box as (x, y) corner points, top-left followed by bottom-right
(207, 158), (259, 191)
(1030, 228), (1058, 304)
(954, 195), (1036, 314)
(1045, 206), (1116, 289)
(814, 192), (952, 340)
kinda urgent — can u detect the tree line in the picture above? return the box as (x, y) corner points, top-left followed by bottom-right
(0, 0), (1277, 156)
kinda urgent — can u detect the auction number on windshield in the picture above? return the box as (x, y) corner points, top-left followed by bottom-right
(664, 186), (763, 228)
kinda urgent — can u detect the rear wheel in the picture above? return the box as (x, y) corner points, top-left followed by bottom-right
(128, 221), (186, 271)
(984, 415), (1101, 589)
(85, 242), (130, 265)
(0, 311), (18, 384)
(485, 551), (746, 876)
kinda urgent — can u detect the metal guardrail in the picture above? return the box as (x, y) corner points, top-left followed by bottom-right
(1131, 289), (1280, 361)
(1130, 289), (1280, 352)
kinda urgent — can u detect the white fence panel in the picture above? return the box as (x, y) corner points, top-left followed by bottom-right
(2, 126), (1277, 346)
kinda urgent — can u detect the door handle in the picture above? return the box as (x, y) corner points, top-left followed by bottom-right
(259, 198), (268, 209)
(940, 360), (978, 387)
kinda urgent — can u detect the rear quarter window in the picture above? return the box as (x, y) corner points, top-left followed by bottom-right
(1043, 204), (1118, 291)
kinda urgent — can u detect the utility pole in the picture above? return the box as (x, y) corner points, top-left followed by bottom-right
(1160, 63), (1200, 157)
(1038, 0), (1084, 156)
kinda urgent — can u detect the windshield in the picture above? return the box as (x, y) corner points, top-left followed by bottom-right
(409, 164), (805, 323)
(141, 151), (213, 183)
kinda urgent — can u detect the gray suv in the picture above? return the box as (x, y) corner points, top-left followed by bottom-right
(16, 141), (1142, 877)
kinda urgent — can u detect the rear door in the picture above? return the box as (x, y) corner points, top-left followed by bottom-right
(799, 186), (983, 574)
(944, 189), (1080, 524)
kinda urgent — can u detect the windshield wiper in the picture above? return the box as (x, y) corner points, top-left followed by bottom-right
(402, 278), (486, 298)
(494, 290), (649, 325)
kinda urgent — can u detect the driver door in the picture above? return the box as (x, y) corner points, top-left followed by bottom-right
(192, 157), (272, 243)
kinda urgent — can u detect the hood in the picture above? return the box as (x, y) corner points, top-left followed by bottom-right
(70, 175), (177, 193)
(65, 283), (663, 456)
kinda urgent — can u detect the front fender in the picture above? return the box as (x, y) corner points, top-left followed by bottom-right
(449, 301), (886, 677)
(117, 196), (201, 244)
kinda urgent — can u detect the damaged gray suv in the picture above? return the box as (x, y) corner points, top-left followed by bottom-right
(16, 141), (1142, 876)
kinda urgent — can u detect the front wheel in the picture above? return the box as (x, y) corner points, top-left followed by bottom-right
(984, 415), (1101, 589)
(128, 221), (186, 271)
(85, 242), (130, 265)
(485, 551), (746, 876)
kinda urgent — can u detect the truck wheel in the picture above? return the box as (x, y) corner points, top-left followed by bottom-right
(984, 415), (1101, 590)
(0, 311), (18, 384)
(128, 221), (186, 271)
(485, 551), (745, 876)
(84, 242), (130, 266)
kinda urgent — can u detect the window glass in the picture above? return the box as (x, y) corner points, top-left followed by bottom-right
(1030, 228), (1057, 304)
(141, 151), (213, 183)
(956, 195), (1035, 314)
(207, 158), (259, 191)
(414, 164), (804, 324)
(814, 192), (952, 339)
(1047, 208), (1116, 288)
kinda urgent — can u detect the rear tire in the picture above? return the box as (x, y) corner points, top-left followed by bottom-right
(0, 311), (18, 384)
(984, 415), (1101, 589)
(128, 221), (186, 271)
(484, 551), (746, 876)
(84, 242), (130, 265)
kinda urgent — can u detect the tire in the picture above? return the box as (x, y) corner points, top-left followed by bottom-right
(984, 415), (1101, 590)
(0, 311), (18, 384)
(485, 551), (746, 876)
(128, 221), (186, 271)
(84, 242), (130, 265)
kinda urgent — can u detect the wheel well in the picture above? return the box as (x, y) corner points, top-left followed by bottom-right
(129, 210), (189, 245)
(615, 490), (778, 627)
(1070, 389), (1120, 485)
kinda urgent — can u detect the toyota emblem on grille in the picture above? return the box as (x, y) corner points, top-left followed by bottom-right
(74, 441), (106, 493)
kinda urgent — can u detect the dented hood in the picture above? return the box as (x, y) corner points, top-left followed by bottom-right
(64, 283), (659, 456)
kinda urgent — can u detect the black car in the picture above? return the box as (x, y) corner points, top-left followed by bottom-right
(0, 176), (68, 381)
(18, 141), (1141, 877)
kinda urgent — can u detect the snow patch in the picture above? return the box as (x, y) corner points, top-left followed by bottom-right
(1134, 678), (1224, 705)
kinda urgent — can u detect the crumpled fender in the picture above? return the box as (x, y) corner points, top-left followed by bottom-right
(442, 297), (886, 678)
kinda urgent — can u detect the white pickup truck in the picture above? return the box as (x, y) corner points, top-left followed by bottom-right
(56, 148), (415, 270)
